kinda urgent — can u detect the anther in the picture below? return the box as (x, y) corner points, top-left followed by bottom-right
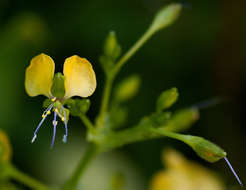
(42, 114), (46, 118)
(47, 110), (51, 115)
(53, 120), (58, 126)
(31, 134), (37, 143)
(54, 108), (58, 113)
(51, 97), (56, 102)
(61, 117), (65, 122)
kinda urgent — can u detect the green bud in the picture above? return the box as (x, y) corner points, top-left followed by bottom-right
(104, 31), (121, 60)
(158, 131), (226, 163)
(164, 108), (199, 132)
(149, 3), (182, 33)
(109, 105), (128, 129)
(114, 74), (141, 102)
(51, 73), (65, 98)
(183, 135), (227, 163)
(65, 99), (91, 116)
(0, 130), (12, 162)
(156, 88), (179, 112)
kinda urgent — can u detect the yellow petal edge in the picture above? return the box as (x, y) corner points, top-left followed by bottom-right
(25, 53), (55, 97)
(64, 55), (96, 98)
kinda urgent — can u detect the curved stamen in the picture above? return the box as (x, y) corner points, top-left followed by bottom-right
(50, 111), (58, 148)
(224, 157), (243, 187)
(31, 103), (54, 143)
(61, 105), (68, 143)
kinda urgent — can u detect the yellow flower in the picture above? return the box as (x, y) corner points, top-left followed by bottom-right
(25, 53), (96, 148)
(150, 149), (224, 190)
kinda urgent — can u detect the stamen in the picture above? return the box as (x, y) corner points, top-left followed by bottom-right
(61, 105), (68, 143)
(31, 134), (37, 143)
(224, 157), (243, 187)
(31, 103), (54, 143)
(50, 111), (58, 149)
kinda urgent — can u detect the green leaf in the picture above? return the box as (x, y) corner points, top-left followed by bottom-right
(149, 3), (182, 33)
(156, 88), (178, 112)
(51, 72), (65, 99)
(114, 74), (141, 102)
(65, 99), (91, 116)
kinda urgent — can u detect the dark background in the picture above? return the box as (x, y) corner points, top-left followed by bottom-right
(0, 0), (245, 189)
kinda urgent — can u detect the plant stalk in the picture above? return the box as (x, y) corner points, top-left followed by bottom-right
(62, 143), (99, 190)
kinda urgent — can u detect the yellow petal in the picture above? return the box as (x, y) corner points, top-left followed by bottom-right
(25, 53), (55, 97)
(63, 55), (96, 98)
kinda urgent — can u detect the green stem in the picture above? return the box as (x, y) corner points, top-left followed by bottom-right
(9, 164), (51, 190)
(62, 143), (99, 190)
(97, 78), (113, 128)
(97, 29), (154, 128)
(112, 29), (153, 76)
(79, 114), (95, 132)
(155, 129), (189, 143)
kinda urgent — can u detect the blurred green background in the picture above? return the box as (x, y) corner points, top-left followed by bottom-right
(0, 0), (245, 189)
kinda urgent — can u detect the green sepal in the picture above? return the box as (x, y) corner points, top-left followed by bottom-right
(182, 135), (227, 163)
(114, 74), (141, 102)
(149, 3), (182, 33)
(65, 99), (91, 117)
(156, 88), (179, 112)
(51, 72), (65, 99)
(43, 98), (53, 108)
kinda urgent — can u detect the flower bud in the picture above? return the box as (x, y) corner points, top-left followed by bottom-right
(184, 135), (227, 163)
(0, 130), (12, 162)
(114, 74), (141, 102)
(149, 3), (182, 33)
(156, 88), (178, 112)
